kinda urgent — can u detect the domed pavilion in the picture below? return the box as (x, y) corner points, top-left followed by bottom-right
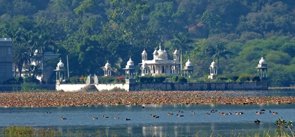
(140, 46), (183, 76)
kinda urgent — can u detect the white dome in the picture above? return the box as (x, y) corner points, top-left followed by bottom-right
(185, 59), (192, 67)
(104, 61), (111, 69)
(259, 57), (265, 64)
(127, 58), (134, 66)
(157, 47), (168, 60)
(56, 59), (64, 71)
(57, 59), (64, 68)
(210, 61), (216, 68)
(141, 49), (147, 56)
(125, 58), (134, 69)
(257, 57), (267, 68)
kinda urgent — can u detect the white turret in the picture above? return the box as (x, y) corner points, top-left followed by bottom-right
(185, 59), (192, 68)
(125, 58), (134, 69)
(56, 59), (64, 71)
(153, 49), (158, 60)
(173, 49), (180, 62)
(55, 59), (65, 84)
(141, 62), (149, 76)
(210, 61), (216, 69)
(103, 61), (112, 76)
(183, 59), (193, 77)
(141, 49), (147, 61)
(208, 60), (217, 80)
(124, 58), (135, 79)
(257, 57), (267, 68)
(257, 57), (267, 80)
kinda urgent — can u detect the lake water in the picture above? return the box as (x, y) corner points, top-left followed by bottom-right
(0, 89), (294, 136)
(0, 104), (294, 136)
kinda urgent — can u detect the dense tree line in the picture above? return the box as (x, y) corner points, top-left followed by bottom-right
(0, 0), (295, 86)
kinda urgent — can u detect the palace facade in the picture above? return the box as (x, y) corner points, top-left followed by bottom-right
(140, 46), (182, 76)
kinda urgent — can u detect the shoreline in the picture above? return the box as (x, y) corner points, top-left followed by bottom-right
(0, 91), (294, 108)
(269, 86), (295, 90)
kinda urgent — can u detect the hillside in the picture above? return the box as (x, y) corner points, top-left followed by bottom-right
(0, 0), (294, 86)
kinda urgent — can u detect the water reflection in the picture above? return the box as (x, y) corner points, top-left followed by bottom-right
(142, 126), (163, 137)
(0, 102), (294, 136)
(0, 123), (286, 137)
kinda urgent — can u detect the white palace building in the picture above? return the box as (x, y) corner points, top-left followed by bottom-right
(102, 46), (193, 77)
(141, 46), (185, 76)
(55, 46), (268, 92)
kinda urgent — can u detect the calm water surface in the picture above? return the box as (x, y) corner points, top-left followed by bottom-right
(239, 89), (295, 96)
(0, 104), (294, 136)
(1, 90), (295, 136)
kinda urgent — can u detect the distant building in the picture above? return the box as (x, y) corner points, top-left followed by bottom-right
(0, 38), (13, 83)
(208, 60), (217, 80)
(103, 61), (112, 77)
(257, 57), (267, 80)
(140, 46), (182, 76)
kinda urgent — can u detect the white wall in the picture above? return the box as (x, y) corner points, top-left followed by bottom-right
(95, 84), (129, 91)
(56, 84), (87, 92)
(56, 83), (129, 92)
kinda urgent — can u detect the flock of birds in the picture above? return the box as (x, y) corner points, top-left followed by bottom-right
(57, 107), (279, 126)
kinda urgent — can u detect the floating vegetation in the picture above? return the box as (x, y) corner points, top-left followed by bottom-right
(0, 91), (294, 107)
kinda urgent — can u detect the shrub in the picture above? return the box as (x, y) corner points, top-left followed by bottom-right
(21, 82), (40, 91)
(153, 76), (166, 83)
(171, 76), (179, 82)
(252, 76), (261, 82)
(138, 76), (167, 83)
(24, 76), (40, 84)
(116, 76), (125, 83)
(217, 76), (228, 81)
(138, 76), (153, 83)
(2, 77), (23, 84)
(98, 76), (116, 84)
(69, 76), (85, 84)
(229, 75), (239, 82)
(238, 74), (252, 82)
(177, 77), (187, 83)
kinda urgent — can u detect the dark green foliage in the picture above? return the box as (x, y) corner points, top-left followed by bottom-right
(177, 77), (187, 83)
(238, 74), (252, 82)
(2, 77), (23, 84)
(21, 83), (40, 91)
(252, 76), (261, 82)
(138, 76), (167, 83)
(98, 76), (116, 84)
(1, 0), (295, 86)
(138, 76), (154, 83)
(24, 76), (40, 84)
(229, 75), (239, 82)
(68, 76), (85, 84)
